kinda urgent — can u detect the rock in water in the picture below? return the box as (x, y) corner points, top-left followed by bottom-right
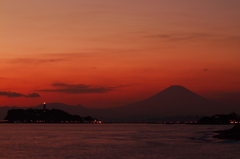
(213, 124), (240, 140)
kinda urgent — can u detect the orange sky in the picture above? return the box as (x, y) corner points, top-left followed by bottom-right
(1, 0), (240, 108)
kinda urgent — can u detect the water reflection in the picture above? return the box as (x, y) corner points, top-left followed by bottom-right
(0, 124), (239, 159)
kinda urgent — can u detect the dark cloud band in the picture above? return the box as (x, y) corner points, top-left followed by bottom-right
(0, 91), (41, 98)
(38, 83), (118, 94)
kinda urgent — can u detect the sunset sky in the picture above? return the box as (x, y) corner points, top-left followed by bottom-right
(1, 0), (240, 108)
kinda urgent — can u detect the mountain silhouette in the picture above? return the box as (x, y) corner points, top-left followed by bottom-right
(107, 85), (228, 118)
(0, 85), (233, 122)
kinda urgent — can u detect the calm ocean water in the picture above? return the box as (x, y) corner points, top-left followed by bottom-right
(0, 124), (239, 159)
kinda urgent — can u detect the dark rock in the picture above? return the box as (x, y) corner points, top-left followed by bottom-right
(213, 124), (240, 140)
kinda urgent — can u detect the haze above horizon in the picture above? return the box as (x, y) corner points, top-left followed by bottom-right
(1, 0), (240, 108)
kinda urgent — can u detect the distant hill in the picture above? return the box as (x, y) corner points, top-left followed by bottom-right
(0, 85), (234, 122)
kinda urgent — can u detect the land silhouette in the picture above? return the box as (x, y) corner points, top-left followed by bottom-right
(3, 108), (98, 123)
(0, 85), (236, 122)
(199, 112), (240, 124)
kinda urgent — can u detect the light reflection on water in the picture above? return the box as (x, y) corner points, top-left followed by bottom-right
(0, 124), (239, 159)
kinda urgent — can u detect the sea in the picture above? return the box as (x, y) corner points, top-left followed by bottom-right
(0, 124), (239, 159)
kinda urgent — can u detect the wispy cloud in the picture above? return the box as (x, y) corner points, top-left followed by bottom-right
(46, 53), (91, 57)
(0, 91), (41, 98)
(144, 33), (218, 41)
(9, 58), (65, 64)
(37, 83), (119, 94)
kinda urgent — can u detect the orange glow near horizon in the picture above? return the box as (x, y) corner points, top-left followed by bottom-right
(1, 0), (240, 108)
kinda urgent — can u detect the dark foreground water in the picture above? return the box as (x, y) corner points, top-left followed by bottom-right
(0, 124), (239, 159)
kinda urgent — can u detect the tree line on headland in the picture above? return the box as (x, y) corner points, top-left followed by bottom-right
(3, 108), (101, 123)
(198, 112), (240, 124)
